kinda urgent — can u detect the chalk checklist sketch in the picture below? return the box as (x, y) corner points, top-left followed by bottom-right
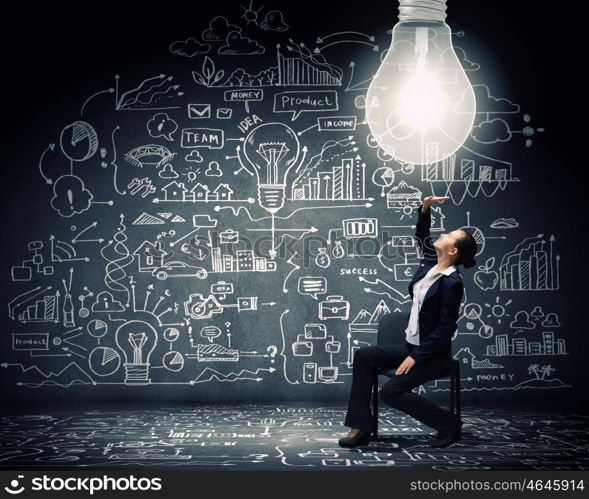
(4, 0), (565, 402)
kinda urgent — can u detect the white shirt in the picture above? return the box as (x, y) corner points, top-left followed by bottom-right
(405, 264), (457, 345)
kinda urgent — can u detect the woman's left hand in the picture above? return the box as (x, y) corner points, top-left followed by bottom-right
(395, 356), (416, 375)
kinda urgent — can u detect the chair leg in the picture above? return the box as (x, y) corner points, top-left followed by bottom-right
(455, 367), (461, 420)
(450, 373), (455, 414)
(372, 373), (379, 439)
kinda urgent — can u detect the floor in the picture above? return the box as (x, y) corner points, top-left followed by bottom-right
(1, 403), (587, 470)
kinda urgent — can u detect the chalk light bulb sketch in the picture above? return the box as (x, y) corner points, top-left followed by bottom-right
(115, 320), (158, 385)
(366, 0), (476, 165)
(243, 122), (300, 214)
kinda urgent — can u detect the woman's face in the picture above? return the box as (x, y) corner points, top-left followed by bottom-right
(433, 229), (462, 259)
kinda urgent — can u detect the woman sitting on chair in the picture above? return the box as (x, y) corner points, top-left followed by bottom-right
(339, 196), (477, 448)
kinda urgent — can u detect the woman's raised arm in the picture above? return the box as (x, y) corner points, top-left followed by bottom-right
(415, 196), (450, 259)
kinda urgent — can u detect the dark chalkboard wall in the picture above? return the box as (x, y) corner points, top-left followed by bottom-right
(1, 0), (583, 408)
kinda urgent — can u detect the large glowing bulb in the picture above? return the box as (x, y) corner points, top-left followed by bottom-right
(366, 0), (476, 165)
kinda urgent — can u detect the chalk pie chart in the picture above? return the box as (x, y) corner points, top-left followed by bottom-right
(163, 351), (185, 372)
(59, 121), (98, 162)
(88, 347), (121, 376)
(87, 319), (108, 338)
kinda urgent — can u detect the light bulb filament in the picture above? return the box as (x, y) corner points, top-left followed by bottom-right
(256, 142), (290, 184)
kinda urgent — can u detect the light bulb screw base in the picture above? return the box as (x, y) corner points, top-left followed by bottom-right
(124, 362), (151, 385)
(258, 184), (286, 214)
(398, 0), (447, 22)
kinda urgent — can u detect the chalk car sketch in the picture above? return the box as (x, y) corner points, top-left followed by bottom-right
(152, 261), (208, 280)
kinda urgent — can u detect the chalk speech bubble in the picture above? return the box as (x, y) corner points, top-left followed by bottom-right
(298, 276), (327, 300)
(273, 90), (339, 121)
(201, 326), (221, 343)
(147, 113), (178, 141)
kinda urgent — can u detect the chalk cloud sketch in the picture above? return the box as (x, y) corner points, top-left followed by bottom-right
(439, 46), (480, 71)
(169, 37), (211, 57)
(91, 291), (125, 312)
(462, 84), (520, 115)
(219, 31), (265, 55)
(471, 118), (512, 144)
(202, 16), (241, 42)
(185, 150), (204, 163)
(50, 175), (93, 218)
(261, 10), (289, 31)
(158, 164), (179, 179)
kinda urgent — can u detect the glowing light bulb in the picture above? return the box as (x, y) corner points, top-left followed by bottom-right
(366, 0), (476, 165)
(243, 122), (300, 214)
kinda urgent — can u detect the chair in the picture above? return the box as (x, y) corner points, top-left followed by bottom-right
(371, 312), (461, 439)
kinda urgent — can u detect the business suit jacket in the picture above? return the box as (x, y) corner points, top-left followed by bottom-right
(406, 205), (464, 364)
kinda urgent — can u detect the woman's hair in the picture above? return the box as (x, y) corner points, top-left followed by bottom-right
(454, 229), (477, 268)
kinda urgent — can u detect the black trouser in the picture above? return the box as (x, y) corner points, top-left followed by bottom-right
(344, 341), (460, 432)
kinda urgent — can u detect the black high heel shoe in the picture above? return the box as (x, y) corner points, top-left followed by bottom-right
(429, 422), (463, 447)
(338, 428), (373, 447)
